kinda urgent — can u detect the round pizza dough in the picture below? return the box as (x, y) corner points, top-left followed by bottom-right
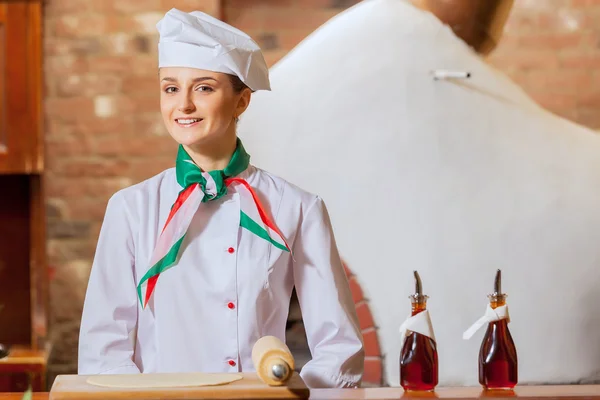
(86, 373), (243, 388)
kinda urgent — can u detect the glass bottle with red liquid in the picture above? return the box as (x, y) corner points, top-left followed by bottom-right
(400, 271), (438, 391)
(479, 269), (518, 390)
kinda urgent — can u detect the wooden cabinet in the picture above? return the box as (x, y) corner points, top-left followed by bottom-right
(0, 0), (47, 392)
(0, 1), (43, 174)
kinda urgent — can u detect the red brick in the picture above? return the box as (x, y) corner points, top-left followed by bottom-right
(46, 97), (96, 123)
(45, 55), (89, 76)
(355, 302), (375, 331)
(162, 0), (221, 15)
(66, 199), (113, 221)
(526, 70), (593, 93)
(363, 358), (383, 385)
(88, 55), (134, 74)
(57, 74), (122, 98)
(348, 276), (363, 304)
(264, 49), (288, 67)
(129, 158), (174, 182)
(110, 0), (161, 13)
(531, 92), (577, 112)
(127, 55), (160, 77)
(571, 0), (600, 6)
(47, 239), (97, 264)
(503, 13), (539, 33)
(47, 177), (131, 200)
(224, 6), (265, 31)
(129, 12), (164, 34)
(93, 95), (136, 117)
(251, 32), (280, 51)
(69, 38), (105, 57)
(48, 220), (91, 239)
(494, 34), (520, 49)
(121, 75), (161, 95)
(85, 54), (157, 77)
(132, 113), (169, 137)
(54, 14), (123, 38)
(131, 94), (161, 113)
(537, 10), (591, 31)
(278, 30), (313, 51)
(561, 55), (600, 69)
(227, 0), (296, 8)
(94, 135), (172, 157)
(577, 108), (600, 129)
(102, 34), (153, 56)
(577, 91), (600, 108)
(89, 222), (103, 242)
(74, 117), (135, 136)
(263, 8), (338, 31)
(488, 50), (559, 70)
(362, 328), (381, 357)
(45, 38), (72, 57)
(518, 33), (582, 50)
(44, 0), (90, 17)
(46, 120), (76, 141)
(52, 159), (131, 178)
(46, 138), (93, 158)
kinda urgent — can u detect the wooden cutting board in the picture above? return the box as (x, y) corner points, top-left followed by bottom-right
(49, 372), (309, 399)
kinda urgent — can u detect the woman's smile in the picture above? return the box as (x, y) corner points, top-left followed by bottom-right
(174, 117), (204, 128)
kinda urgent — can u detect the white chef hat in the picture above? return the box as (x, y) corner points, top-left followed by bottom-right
(156, 8), (271, 91)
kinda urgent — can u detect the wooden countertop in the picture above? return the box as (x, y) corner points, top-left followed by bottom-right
(309, 385), (600, 399)
(0, 346), (49, 366)
(1, 385), (599, 400)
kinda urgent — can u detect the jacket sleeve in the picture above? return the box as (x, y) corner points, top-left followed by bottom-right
(292, 196), (365, 388)
(78, 192), (141, 375)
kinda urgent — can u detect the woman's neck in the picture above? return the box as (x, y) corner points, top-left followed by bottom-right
(184, 134), (238, 172)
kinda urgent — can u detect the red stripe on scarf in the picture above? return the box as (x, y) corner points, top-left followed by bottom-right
(162, 183), (198, 234)
(143, 183), (198, 307)
(226, 178), (291, 251)
(144, 274), (159, 306)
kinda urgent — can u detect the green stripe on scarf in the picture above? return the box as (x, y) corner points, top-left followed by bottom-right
(137, 235), (187, 305)
(240, 211), (288, 252)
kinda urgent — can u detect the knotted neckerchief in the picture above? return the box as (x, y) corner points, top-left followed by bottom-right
(137, 139), (291, 308)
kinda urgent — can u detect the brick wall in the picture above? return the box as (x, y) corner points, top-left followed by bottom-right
(43, 0), (600, 383)
(488, 0), (600, 129)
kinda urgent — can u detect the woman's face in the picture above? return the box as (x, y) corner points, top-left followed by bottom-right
(159, 67), (250, 148)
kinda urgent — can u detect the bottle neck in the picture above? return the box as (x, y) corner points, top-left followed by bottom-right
(411, 300), (427, 316)
(489, 294), (506, 309)
(489, 318), (509, 331)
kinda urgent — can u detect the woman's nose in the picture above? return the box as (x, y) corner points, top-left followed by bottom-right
(177, 93), (195, 113)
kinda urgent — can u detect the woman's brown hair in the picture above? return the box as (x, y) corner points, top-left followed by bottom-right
(228, 74), (252, 94)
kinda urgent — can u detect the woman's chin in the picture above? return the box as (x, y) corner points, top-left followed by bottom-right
(169, 130), (211, 148)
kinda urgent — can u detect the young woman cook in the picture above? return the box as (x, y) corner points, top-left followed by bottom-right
(77, 8), (364, 388)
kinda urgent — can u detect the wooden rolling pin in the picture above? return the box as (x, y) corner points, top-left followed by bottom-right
(252, 336), (295, 386)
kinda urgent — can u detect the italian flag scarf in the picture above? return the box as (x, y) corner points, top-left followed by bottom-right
(136, 139), (291, 308)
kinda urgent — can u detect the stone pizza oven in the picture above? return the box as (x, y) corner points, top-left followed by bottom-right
(285, 262), (383, 387)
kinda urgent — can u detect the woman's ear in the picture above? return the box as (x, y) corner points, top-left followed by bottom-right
(235, 88), (252, 118)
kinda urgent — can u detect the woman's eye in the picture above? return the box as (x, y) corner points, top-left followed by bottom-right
(197, 86), (214, 93)
(164, 86), (178, 93)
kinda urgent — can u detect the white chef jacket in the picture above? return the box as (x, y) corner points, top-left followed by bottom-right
(78, 165), (365, 388)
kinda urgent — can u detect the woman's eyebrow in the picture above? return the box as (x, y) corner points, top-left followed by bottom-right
(160, 77), (218, 83)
